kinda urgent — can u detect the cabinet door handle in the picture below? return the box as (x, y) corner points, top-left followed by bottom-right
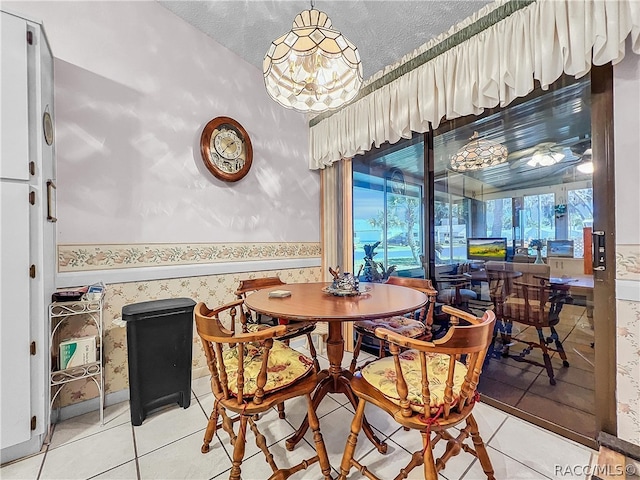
(46, 180), (57, 222)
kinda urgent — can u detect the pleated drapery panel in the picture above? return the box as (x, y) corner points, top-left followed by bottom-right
(320, 163), (340, 281)
(309, 0), (640, 169)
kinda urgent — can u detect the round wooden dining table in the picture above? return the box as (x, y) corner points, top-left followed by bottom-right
(244, 281), (427, 454)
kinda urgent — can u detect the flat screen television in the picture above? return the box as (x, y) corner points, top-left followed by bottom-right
(466, 237), (508, 262)
(547, 239), (575, 258)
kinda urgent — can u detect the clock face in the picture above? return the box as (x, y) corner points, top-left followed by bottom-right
(213, 129), (243, 160)
(43, 109), (54, 146)
(200, 117), (253, 182)
(389, 168), (406, 195)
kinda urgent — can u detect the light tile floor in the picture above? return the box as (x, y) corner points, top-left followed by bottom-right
(1, 342), (596, 480)
(478, 304), (597, 438)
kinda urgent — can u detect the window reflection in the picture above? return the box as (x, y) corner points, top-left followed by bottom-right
(432, 74), (595, 442)
(434, 78), (593, 264)
(352, 136), (425, 277)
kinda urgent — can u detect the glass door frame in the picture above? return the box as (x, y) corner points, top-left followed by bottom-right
(342, 69), (616, 449)
(424, 70), (616, 449)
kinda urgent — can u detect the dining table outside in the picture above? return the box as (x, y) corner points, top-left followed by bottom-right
(244, 281), (428, 454)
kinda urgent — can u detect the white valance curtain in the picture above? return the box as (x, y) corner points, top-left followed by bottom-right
(309, 0), (640, 169)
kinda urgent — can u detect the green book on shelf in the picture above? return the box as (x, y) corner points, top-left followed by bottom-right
(59, 336), (96, 370)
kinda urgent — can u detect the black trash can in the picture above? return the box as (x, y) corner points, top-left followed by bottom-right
(122, 298), (196, 426)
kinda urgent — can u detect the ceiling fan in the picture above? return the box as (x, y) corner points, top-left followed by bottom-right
(508, 138), (589, 170)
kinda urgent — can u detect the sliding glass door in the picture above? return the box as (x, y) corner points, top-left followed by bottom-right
(432, 76), (598, 443)
(349, 71), (615, 448)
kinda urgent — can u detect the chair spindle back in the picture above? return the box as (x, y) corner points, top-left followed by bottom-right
(375, 305), (496, 421)
(194, 301), (286, 406)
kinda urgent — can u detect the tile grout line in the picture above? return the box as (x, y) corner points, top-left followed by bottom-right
(85, 460), (137, 480)
(35, 430), (51, 480)
(512, 308), (597, 419)
(485, 444), (554, 480)
(124, 389), (214, 460)
(131, 423), (141, 480)
(486, 306), (595, 423)
(44, 414), (132, 452)
(516, 389), (597, 418)
(134, 425), (208, 459)
(457, 413), (509, 480)
(193, 387), (227, 469)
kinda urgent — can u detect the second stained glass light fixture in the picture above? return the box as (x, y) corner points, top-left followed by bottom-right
(450, 132), (508, 172)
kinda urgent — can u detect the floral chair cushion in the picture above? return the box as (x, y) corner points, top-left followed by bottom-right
(355, 316), (425, 338)
(222, 340), (314, 397)
(361, 349), (468, 414)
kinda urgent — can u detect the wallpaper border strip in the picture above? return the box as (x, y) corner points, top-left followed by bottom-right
(309, 0), (535, 127)
(58, 242), (321, 272)
(55, 258), (322, 288)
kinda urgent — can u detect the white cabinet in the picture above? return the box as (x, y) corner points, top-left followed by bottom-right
(548, 257), (585, 277)
(0, 182), (31, 446)
(0, 10), (56, 463)
(0, 12), (29, 181)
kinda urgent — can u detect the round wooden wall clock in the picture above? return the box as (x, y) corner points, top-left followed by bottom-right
(200, 116), (253, 182)
(43, 107), (54, 146)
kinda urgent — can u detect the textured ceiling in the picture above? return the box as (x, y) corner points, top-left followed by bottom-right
(158, 0), (493, 80)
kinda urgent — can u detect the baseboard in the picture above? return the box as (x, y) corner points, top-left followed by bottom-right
(50, 370), (214, 422)
(0, 432), (47, 465)
(50, 389), (129, 423)
(598, 431), (640, 462)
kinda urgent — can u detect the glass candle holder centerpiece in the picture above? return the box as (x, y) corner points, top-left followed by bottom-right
(333, 272), (359, 292)
(326, 267), (364, 296)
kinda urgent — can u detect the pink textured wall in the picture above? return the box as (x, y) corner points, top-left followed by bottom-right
(5, 1), (320, 245)
(613, 49), (640, 448)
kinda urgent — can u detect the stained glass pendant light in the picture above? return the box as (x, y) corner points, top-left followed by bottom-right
(450, 132), (508, 172)
(263, 5), (363, 113)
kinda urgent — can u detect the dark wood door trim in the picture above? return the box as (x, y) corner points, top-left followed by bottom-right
(591, 63), (617, 437)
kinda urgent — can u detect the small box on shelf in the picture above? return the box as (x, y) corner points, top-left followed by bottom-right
(85, 283), (105, 301)
(59, 335), (97, 370)
(51, 288), (86, 303)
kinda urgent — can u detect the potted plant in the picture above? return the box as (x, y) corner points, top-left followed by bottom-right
(529, 239), (545, 264)
(554, 204), (567, 219)
(360, 241), (396, 282)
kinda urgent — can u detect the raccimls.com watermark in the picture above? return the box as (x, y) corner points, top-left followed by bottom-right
(554, 463), (637, 477)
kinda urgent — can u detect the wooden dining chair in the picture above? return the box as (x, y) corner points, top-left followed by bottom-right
(338, 305), (497, 480)
(349, 276), (437, 373)
(235, 277), (320, 419)
(499, 277), (571, 385)
(484, 261), (571, 384)
(194, 300), (331, 480)
(433, 263), (479, 309)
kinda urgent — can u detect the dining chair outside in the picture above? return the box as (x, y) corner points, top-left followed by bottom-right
(484, 261), (571, 384)
(500, 276), (571, 385)
(194, 300), (331, 480)
(349, 276), (437, 374)
(338, 305), (497, 480)
(433, 262), (479, 309)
